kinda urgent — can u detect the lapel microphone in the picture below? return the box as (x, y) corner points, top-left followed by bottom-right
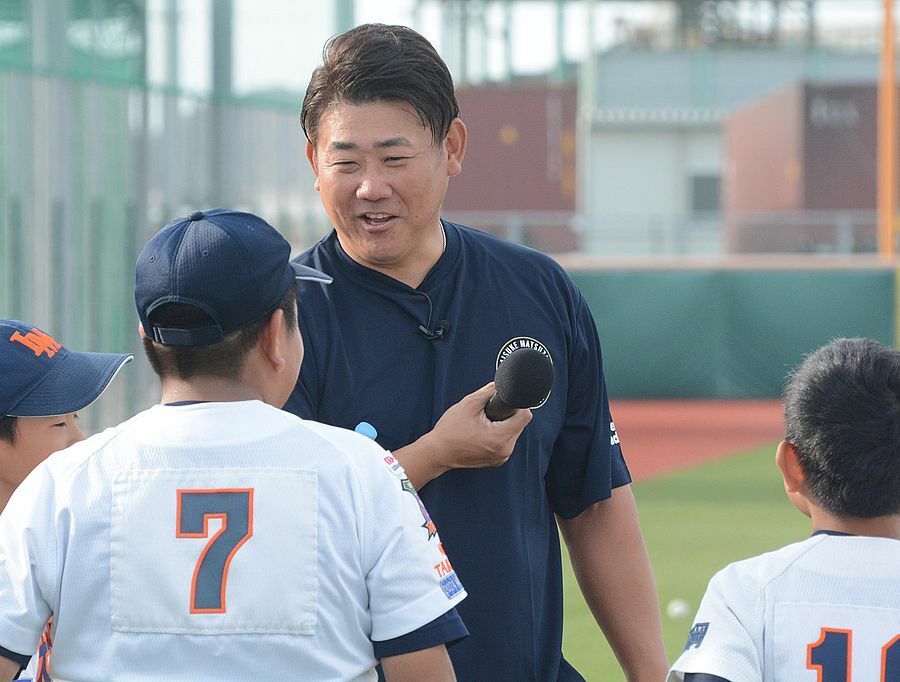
(418, 320), (450, 340)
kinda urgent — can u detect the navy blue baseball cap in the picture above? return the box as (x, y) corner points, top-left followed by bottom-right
(0, 320), (133, 419)
(135, 208), (332, 347)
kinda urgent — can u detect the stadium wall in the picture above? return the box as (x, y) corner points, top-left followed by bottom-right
(570, 263), (896, 398)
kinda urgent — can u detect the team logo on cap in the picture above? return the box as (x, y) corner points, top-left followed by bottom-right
(495, 336), (554, 409)
(10, 329), (61, 358)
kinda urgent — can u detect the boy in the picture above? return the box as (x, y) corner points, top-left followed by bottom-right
(0, 319), (132, 681)
(668, 337), (900, 682)
(0, 209), (466, 681)
(0, 320), (132, 510)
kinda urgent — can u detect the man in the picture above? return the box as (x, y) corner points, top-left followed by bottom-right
(0, 209), (466, 681)
(288, 23), (668, 680)
(0, 319), (132, 682)
(668, 338), (900, 682)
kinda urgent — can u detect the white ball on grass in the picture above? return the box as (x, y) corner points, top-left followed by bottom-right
(666, 598), (691, 620)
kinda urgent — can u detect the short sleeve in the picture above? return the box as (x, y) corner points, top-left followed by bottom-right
(547, 293), (631, 519)
(667, 570), (763, 682)
(358, 447), (466, 642)
(0, 465), (58, 657)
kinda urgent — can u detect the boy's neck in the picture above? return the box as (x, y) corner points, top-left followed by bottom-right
(159, 377), (264, 406)
(811, 508), (900, 540)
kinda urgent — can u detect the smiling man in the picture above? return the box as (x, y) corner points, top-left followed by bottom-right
(287, 23), (668, 681)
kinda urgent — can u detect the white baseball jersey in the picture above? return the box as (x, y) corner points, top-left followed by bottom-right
(668, 533), (900, 682)
(0, 401), (466, 681)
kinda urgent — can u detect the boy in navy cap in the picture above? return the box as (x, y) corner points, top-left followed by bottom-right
(0, 320), (132, 509)
(0, 209), (466, 681)
(0, 320), (132, 681)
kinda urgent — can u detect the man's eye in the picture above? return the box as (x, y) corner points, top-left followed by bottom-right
(385, 157), (409, 163)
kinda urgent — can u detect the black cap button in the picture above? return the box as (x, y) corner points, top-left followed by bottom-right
(188, 210), (204, 221)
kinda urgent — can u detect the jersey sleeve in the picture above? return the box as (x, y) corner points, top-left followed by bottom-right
(372, 608), (468, 658)
(0, 464), (58, 658)
(546, 292), (631, 519)
(667, 569), (763, 682)
(357, 445), (467, 643)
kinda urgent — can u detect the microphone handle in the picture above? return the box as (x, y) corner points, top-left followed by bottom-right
(484, 393), (517, 422)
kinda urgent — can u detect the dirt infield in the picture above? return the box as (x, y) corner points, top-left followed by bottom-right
(610, 400), (786, 482)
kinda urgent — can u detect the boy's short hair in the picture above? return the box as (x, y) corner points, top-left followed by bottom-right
(135, 209), (330, 381)
(143, 286), (297, 381)
(300, 23), (459, 147)
(0, 417), (17, 445)
(784, 337), (900, 518)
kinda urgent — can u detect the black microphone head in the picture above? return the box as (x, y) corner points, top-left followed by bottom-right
(494, 348), (555, 409)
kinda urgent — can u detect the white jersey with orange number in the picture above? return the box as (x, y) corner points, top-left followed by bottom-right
(668, 533), (900, 682)
(0, 401), (465, 681)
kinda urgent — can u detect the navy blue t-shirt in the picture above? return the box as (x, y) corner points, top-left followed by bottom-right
(286, 221), (630, 681)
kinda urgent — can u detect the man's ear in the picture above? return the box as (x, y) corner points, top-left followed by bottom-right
(444, 118), (467, 177)
(306, 140), (321, 191)
(138, 322), (147, 340)
(259, 309), (287, 372)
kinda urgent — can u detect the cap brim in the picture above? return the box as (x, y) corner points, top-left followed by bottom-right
(290, 261), (332, 284)
(8, 351), (133, 417)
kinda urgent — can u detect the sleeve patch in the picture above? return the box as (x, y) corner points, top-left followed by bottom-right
(439, 574), (464, 600)
(684, 622), (710, 651)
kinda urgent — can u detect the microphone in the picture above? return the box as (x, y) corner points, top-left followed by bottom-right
(418, 320), (450, 340)
(484, 347), (555, 421)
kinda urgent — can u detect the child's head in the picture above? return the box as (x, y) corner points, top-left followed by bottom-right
(135, 209), (331, 406)
(781, 337), (900, 519)
(0, 320), (132, 495)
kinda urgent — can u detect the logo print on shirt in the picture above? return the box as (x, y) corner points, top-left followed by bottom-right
(10, 329), (62, 358)
(401, 477), (438, 540)
(495, 337), (554, 409)
(684, 622), (710, 651)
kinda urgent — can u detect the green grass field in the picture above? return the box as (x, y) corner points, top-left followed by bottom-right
(561, 442), (810, 680)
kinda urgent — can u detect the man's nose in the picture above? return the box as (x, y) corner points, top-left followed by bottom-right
(356, 169), (392, 201)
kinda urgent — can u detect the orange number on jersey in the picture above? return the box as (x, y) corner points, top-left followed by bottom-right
(176, 488), (253, 614)
(807, 628), (900, 682)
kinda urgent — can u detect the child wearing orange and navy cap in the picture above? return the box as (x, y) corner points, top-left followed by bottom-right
(0, 320), (131, 681)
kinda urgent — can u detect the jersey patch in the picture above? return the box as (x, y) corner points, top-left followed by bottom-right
(110, 468), (318, 635)
(383, 454), (439, 541)
(495, 337), (554, 409)
(684, 622), (710, 651)
(440, 574), (464, 599)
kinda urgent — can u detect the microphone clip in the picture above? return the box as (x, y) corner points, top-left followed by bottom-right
(418, 320), (449, 340)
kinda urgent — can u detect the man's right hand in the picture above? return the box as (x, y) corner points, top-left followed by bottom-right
(393, 383), (532, 489)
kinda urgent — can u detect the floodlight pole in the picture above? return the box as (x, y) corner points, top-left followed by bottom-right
(879, 0), (897, 258)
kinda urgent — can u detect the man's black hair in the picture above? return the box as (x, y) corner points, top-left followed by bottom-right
(301, 23), (459, 147)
